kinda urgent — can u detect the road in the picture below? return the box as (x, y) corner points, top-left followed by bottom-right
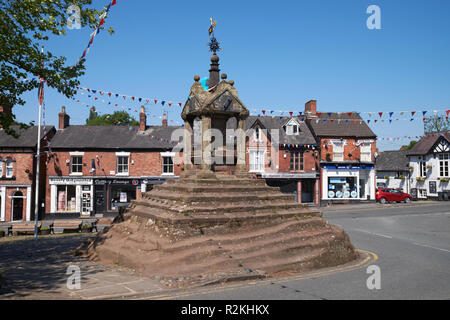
(155, 202), (450, 300)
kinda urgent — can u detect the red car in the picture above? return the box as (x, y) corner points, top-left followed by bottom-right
(376, 188), (413, 204)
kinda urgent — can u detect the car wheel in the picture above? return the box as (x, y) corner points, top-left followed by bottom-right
(404, 197), (411, 203)
(380, 197), (387, 204)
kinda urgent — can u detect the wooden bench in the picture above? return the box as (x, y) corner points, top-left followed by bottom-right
(95, 218), (114, 232)
(0, 225), (12, 236)
(12, 223), (41, 236)
(52, 220), (82, 234)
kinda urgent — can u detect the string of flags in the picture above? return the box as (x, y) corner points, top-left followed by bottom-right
(73, 85), (185, 107)
(75, 0), (117, 68)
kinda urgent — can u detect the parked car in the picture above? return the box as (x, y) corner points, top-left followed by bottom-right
(376, 188), (413, 204)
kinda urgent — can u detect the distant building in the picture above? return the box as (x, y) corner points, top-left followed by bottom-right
(407, 131), (450, 200)
(246, 116), (320, 205)
(375, 150), (411, 193)
(305, 100), (378, 204)
(45, 107), (181, 217)
(0, 125), (55, 222)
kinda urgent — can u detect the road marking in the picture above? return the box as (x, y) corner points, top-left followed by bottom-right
(143, 250), (377, 300)
(353, 228), (392, 239)
(412, 242), (450, 253)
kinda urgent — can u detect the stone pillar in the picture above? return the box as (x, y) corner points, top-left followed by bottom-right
(201, 116), (212, 171)
(183, 120), (193, 170)
(236, 118), (246, 172)
(297, 180), (302, 203)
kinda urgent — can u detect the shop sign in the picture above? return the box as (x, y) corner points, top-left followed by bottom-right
(94, 179), (138, 185)
(50, 178), (93, 185)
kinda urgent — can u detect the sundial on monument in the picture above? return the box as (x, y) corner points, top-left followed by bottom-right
(77, 19), (358, 288)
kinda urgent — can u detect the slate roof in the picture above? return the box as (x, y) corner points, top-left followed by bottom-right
(0, 126), (55, 148)
(246, 116), (317, 145)
(307, 112), (376, 138)
(49, 125), (182, 150)
(376, 150), (409, 172)
(407, 131), (450, 155)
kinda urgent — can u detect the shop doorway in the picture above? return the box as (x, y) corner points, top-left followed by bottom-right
(12, 191), (24, 221)
(94, 185), (106, 213)
(301, 180), (314, 203)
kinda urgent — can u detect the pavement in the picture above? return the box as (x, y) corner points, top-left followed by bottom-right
(0, 201), (449, 300)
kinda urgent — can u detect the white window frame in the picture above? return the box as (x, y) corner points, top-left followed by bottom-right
(0, 160), (3, 177)
(161, 152), (175, 175)
(70, 155), (83, 175)
(439, 153), (449, 177)
(249, 150), (265, 172)
(5, 160), (13, 178)
(419, 160), (427, 177)
(332, 142), (344, 162)
(116, 152), (130, 176)
(360, 143), (371, 162)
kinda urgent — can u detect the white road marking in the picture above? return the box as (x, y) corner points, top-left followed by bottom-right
(412, 242), (450, 253)
(353, 228), (392, 239)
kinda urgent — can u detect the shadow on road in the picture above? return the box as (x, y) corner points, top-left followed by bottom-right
(0, 234), (103, 299)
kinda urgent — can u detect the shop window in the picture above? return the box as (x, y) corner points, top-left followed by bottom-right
(327, 177), (358, 199)
(117, 156), (129, 175)
(57, 185), (77, 212)
(71, 156), (83, 174)
(110, 185), (136, 211)
(290, 151), (304, 171)
(162, 156), (174, 174)
(439, 153), (449, 177)
(5, 160), (13, 178)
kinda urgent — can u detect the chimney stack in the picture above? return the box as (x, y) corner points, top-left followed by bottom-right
(139, 106), (146, 131)
(305, 100), (317, 117)
(58, 106), (70, 130)
(162, 112), (168, 127)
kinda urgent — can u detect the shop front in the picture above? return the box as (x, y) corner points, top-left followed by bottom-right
(321, 164), (375, 203)
(92, 176), (176, 214)
(49, 177), (94, 216)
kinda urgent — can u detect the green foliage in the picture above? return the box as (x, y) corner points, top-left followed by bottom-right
(85, 110), (140, 126)
(0, 0), (114, 134)
(424, 115), (450, 133)
(402, 140), (417, 150)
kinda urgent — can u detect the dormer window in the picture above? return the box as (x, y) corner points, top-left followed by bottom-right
(283, 119), (300, 135)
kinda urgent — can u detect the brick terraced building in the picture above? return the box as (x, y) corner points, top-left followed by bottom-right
(45, 107), (182, 217)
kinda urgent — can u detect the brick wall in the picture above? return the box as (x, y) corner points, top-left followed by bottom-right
(319, 138), (377, 162)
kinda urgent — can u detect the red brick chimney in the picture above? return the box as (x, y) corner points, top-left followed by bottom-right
(162, 112), (168, 127)
(58, 106), (70, 130)
(139, 106), (146, 131)
(305, 100), (317, 117)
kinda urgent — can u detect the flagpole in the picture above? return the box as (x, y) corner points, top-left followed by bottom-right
(34, 45), (44, 240)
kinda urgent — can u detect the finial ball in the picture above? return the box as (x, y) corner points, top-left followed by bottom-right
(194, 75), (200, 82)
(229, 80), (234, 86)
(221, 73), (227, 80)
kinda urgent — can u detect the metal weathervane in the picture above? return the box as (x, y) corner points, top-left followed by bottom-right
(208, 18), (221, 54)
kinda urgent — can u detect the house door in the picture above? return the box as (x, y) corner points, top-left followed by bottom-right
(301, 180), (314, 203)
(12, 191), (24, 221)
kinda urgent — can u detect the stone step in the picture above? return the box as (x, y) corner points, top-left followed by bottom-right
(151, 183), (282, 194)
(151, 228), (333, 269)
(166, 178), (267, 186)
(143, 190), (295, 203)
(132, 198), (310, 215)
(159, 218), (328, 254)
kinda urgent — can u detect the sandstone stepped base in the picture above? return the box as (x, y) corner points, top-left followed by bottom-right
(79, 170), (358, 286)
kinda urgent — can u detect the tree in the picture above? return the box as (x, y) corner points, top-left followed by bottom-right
(401, 140), (417, 150)
(85, 110), (140, 126)
(0, 0), (114, 135)
(87, 107), (98, 123)
(423, 115), (450, 133)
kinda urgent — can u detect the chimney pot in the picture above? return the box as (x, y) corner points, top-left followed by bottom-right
(162, 113), (168, 127)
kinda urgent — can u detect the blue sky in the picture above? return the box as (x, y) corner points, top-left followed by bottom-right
(15, 0), (450, 151)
